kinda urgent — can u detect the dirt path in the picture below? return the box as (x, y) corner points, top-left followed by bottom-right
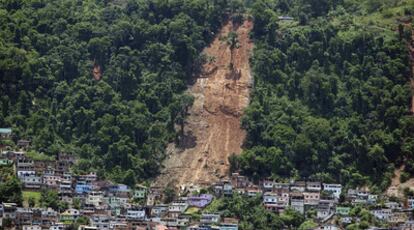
(154, 20), (253, 189)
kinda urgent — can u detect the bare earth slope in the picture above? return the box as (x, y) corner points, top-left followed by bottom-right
(386, 165), (414, 198)
(154, 20), (253, 189)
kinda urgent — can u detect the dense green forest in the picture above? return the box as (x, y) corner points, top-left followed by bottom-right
(235, 0), (414, 191)
(1, 0), (413, 192)
(0, 164), (22, 205)
(1, 0), (414, 228)
(0, 0), (231, 184)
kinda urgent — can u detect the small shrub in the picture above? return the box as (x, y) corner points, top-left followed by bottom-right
(382, 9), (394, 18)
(404, 7), (413, 16)
(400, 171), (410, 183)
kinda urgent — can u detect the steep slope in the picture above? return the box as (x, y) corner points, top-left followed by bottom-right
(411, 26), (414, 114)
(386, 165), (414, 198)
(235, 1), (412, 190)
(387, 24), (414, 198)
(0, 0), (230, 183)
(154, 20), (253, 188)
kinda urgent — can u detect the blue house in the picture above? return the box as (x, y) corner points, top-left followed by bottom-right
(109, 184), (130, 193)
(75, 182), (92, 194)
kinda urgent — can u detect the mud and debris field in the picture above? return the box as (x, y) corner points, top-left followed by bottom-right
(154, 20), (253, 188)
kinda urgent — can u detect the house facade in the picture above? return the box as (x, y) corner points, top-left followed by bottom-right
(323, 184), (342, 199)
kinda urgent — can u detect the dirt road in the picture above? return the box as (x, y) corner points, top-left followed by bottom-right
(154, 20), (253, 189)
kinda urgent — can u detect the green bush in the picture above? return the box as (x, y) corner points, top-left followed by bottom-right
(400, 172), (410, 183)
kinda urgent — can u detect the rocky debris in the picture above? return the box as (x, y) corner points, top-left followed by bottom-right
(154, 19), (253, 189)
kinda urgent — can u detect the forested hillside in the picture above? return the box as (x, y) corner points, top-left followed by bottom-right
(0, 0), (231, 185)
(235, 0), (414, 191)
(1, 0), (413, 192)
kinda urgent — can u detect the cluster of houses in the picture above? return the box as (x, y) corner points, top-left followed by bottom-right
(1, 142), (414, 229)
(0, 150), (240, 229)
(213, 174), (414, 229)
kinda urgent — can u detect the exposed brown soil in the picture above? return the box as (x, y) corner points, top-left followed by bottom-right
(154, 20), (253, 189)
(92, 62), (102, 81)
(386, 165), (414, 198)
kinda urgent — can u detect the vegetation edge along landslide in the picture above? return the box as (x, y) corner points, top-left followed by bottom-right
(0, 0), (414, 194)
(0, 0), (233, 186)
(233, 0), (414, 193)
(154, 18), (253, 188)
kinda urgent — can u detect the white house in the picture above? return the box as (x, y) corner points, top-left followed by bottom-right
(86, 191), (104, 207)
(49, 223), (66, 230)
(151, 204), (168, 217)
(367, 194), (378, 204)
(246, 187), (262, 197)
(317, 206), (331, 220)
(322, 184), (342, 199)
(22, 225), (41, 230)
(90, 214), (111, 230)
(16, 159), (35, 177)
(371, 209), (392, 221)
(59, 209), (79, 222)
(168, 200), (188, 213)
(262, 179), (275, 191)
(2, 203), (17, 219)
(177, 215), (190, 227)
(43, 175), (61, 188)
(263, 192), (279, 213)
(21, 175), (42, 189)
(78, 226), (98, 230)
(200, 213), (220, 224)
(291, 181), (306, 192)
(274, 182), (289, 190)
(223, 181), (233, 196)
(109, 221), (128, 230)
(316, 224), (339, 230)
(306, 182), (322, 192)
(126, 208), (146, 220)
(263, 192), (278, 204)
(384, 201), (401, 210)
(318, 200), (334, 218)
(17, 170), (35, 178)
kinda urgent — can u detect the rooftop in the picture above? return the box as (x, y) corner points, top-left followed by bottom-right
(0, 128), (12, 134)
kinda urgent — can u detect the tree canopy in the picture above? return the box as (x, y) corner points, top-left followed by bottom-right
(235, 0), (414, 191)
(0, 0), (231, 182)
